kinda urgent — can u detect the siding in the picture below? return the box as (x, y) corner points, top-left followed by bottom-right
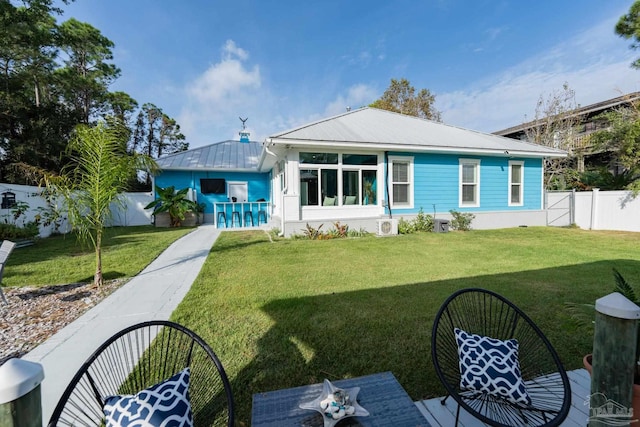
(389, 152), (543, 214)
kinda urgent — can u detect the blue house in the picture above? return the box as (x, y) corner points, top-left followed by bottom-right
(153, 108), (566, 236)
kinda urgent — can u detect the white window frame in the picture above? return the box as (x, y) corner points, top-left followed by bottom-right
(298, 152), (379, 207)
(388, 156), (414, 209)
(508, 160), (524, 206)
(459, 159), (480, 207)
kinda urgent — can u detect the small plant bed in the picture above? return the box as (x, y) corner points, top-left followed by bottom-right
(291, 222), (371, 240)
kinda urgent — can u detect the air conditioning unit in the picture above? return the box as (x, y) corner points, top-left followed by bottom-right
(377, 218), (398, 236)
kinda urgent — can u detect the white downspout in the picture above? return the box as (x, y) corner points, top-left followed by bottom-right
(263, 140), (287, 236)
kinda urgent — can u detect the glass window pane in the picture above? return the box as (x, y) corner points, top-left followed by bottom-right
(363, 170), (377, 205)
(343, 170), (359, 204)
(511, 165), (522, 184)
(321, 169), (338, 206)
(300, 169), (318, 206)
(462, 184), (476, 203)
(393, 184), (409, 204)
(462, 164), (476, 183)
(343, 154), (377, 165)
(511, 185), (521, 204)
(300, 152), (338, 164)
(393, 163), (408, 182)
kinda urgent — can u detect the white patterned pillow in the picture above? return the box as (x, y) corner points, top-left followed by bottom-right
(103, 367), (193, 426)
(454, 328), (531, 405)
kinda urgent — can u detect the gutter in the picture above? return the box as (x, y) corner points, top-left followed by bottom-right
(385, 151), (392, 219)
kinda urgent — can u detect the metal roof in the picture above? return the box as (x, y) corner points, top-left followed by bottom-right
(268, 107), (566, 158)
(155, 140), (263, 171)
(493, 91), (640, 136)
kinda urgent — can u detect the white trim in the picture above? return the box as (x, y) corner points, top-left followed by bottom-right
(267, 138), (567, 158)
(388, 156), (414, 209)
(297, 151), (380, 208)
(459, 158), (480, 207)
(227, 181), (248, 202)
(508, 160), (524, 206)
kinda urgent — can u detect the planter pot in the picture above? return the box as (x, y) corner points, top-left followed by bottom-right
(153, 212), (171, 228)
(182, 212), (197, 227)
(583, 354), (640, 418)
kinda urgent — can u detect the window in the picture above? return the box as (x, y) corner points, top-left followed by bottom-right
(509, 161), (524, 206)
(459, 159), (480, 207)
(299, 152), (378, 207)
(1, 192), (16, 209)
(389, 156), (413, 208)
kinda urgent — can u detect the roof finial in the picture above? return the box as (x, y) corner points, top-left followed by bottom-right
(239, 117), (250, 143)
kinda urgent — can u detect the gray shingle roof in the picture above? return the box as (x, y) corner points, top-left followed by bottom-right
(155, 140), (263, 171)
(268, 107), (566, 157)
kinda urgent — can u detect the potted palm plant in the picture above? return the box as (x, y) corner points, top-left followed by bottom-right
(144, 186), (198, 227)
(568, 268), (640, 415)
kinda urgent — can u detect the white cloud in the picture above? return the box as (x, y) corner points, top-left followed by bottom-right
(438, 14), (640, 133)
(222, 39), (249, 61)
(179, 40), (261, 145)
(324, 84), (378, 116)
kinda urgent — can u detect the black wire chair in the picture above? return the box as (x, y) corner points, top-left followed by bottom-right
(47, 320), (234, 427)
(431, 288), (571, 427)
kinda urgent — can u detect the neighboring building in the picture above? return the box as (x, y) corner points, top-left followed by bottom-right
(152, 107), (566, 236)
(494, 91), (640, 171)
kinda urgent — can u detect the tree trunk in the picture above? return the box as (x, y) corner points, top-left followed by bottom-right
(94, 231), (103, 287)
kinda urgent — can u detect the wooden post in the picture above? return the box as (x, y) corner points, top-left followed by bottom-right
(0, 359), (44, 427)
(590, 292), (640, 427)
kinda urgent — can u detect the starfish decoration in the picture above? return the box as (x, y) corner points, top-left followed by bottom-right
(299, 379), (370, 427)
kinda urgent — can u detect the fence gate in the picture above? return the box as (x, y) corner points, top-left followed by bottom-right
(545, 190), (573, 227)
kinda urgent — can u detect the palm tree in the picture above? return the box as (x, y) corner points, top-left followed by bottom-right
(41, 122), (158, 287)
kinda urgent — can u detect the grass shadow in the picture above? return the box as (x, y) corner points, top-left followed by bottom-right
(227, 259), (640, 424)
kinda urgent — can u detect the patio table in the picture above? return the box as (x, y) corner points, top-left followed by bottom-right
(251, 371), (430, 426)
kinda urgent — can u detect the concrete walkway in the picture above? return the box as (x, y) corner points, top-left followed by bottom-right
(23, 225), (222, 423)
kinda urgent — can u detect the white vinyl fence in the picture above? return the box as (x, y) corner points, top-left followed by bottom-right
(0, 183), (154, 238)
(547, 189), (640, 232)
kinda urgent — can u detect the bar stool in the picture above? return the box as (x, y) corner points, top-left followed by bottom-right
(257, 210), (267, 225)
(231, 211), (241, 227)
(216, 211), (227, 228)
(244, 211), (254, 227)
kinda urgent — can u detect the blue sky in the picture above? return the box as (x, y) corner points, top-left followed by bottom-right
(59, 0), (640, 148)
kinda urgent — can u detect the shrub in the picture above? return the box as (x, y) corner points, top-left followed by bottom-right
(398, 218), (415, 234)
(0, 221), (40, 240)
(398, 208), (433, 234)
(328, 221), (349, 238)
(347, 228), (371, 238)
(450, 210), (475, 231)
(302, 223), (324, 240)
(414, 208), (434, 232)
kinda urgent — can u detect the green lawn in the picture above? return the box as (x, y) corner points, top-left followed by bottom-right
(4, 225), (194, 287)
(170, 227), (640, 425)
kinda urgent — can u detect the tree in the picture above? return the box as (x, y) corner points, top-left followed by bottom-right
(157, 114), (187, 157)
(524, 83), (580, 189)
(56, 18), (120, 123)
(370, 78), (442, 121)
(616, 0), (640, 68)
(0, 0), (75, 183)
(133, 103), (188, 158)
(39, 122), (158, 287)
(589, 104), (640, 194)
